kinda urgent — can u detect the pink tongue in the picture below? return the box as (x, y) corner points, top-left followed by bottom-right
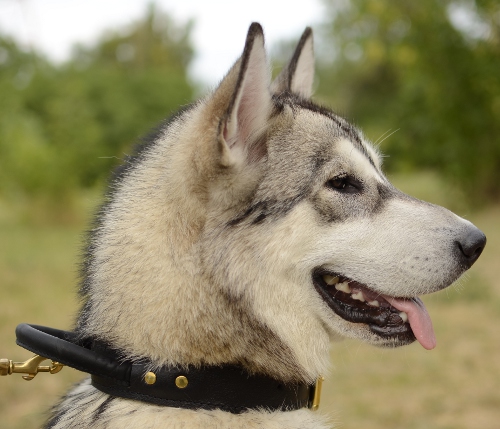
(383, 296), (436, 350)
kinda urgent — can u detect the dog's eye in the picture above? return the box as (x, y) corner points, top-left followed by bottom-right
(329, 178), (347, 189)
(326, 176), (360, 194)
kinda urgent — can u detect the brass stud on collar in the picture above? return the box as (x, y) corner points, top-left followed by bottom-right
(144, 371), (156, 385)
(175, 375), (188, 388)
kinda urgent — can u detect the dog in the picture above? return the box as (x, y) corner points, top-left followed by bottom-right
(44, 23), (486, 428)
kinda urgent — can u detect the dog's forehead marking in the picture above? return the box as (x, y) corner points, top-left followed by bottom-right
(273, 95), (385, 183)
(333, 137), (386, 183)
(285, 106), (385, 185)
(288, 96), (381, 169)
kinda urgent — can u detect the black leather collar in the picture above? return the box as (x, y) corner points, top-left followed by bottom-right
(15, 324), (316, 413)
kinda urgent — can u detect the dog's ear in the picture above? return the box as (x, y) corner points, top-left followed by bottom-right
(214, 23), (271, 166)
(271, 27), (314, 98)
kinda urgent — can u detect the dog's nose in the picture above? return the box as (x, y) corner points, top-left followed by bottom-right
(457, 226), (486, 268)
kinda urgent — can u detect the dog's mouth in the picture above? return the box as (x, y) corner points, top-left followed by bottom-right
(313, 270), (436, 350)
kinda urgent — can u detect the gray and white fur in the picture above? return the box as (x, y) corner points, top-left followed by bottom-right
(44, 23), (485, 429)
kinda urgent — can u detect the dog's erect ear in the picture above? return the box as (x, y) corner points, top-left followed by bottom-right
(216, 23), (271, 166)
(271, 27), (314, 98)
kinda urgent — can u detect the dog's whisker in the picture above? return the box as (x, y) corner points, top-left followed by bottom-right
(376, 128), (400, 146)
(373, 128), (394, 145)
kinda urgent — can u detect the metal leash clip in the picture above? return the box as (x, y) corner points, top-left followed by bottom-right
(0, 354), (64, 381)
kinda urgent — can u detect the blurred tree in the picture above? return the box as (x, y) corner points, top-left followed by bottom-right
(317, 0), (500, 202)
(0, 37), (57, 196)
(0, 4), (194, 199)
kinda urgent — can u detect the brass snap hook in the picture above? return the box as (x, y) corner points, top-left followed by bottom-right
(0, 355), (64, 381)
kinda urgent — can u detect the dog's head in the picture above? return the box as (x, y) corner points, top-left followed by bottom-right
(79, 24), (485, 383)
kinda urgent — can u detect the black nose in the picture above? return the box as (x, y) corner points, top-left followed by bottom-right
(457, 227), (486, 268)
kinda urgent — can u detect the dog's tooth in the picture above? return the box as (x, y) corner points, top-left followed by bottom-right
(335, 281), (351, 293)
(368, 300), (380, 307)
(351, 291), (365, 302)
(323, 274), (340, 286)
(399, 312), (408, 323)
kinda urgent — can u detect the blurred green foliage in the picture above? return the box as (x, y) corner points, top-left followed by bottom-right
(1, 1), (499, 206)
(0, 5), (194, 200)
(317, 0), (500, 202)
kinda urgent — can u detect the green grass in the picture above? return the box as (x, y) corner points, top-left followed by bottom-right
(1, 173), (499, 429)
(0, 194), (97, 429)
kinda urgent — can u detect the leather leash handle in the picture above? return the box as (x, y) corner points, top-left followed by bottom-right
(15, 324), (131, 382)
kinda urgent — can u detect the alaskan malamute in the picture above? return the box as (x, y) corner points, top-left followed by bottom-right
(43, 23), (485, 429)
